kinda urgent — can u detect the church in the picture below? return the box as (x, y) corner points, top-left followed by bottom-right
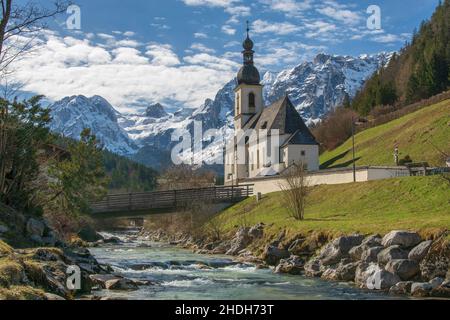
(224, 27), (319, 185)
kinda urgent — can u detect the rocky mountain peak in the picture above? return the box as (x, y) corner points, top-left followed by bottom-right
(145, 103), (168, 118)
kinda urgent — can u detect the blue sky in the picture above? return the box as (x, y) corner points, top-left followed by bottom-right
(11, 0), (441, 113)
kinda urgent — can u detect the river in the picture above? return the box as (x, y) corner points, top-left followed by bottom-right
(89, 230), (397, 300)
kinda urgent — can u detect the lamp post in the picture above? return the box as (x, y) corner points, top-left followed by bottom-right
(352, 116), (356, 183)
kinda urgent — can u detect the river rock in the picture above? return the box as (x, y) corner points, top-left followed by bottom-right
(430, 280), (450, 298)
(385, 259), (420, 281)
(381, 231), (421, 248)
(411, 282), (433, 297)
(318, 235), (365, 266)
(349, 235), (382, 261)
(355, 263), (378, 288)
(304, 259), (323, 277)
(248, 223), (264, 239)
(335, 262), (359, 281)
(226, 227), (253, 256)
(419, 244), (449, 281)
(361, 246), (384, 263)
(429, 277), (445, 289)
(105, 278), (139, 291)
(103, 236), (122, 244)
(44, 293), (66, 300)
(90, 274), (121, 289)
(274, 255), (304, 275)
(377, 245), (408, 265)
(262, 245), (290, 266)
(26, 218), (45, 238)
(408, 241), (432, 262)
(389, 281), (413, 295)
(366, 268), (401, 290)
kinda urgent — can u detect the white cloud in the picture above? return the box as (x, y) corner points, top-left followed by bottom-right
(304, 21), (337, 39)
(252, 19), (301, 35)
(190, 43), (216, 54)
(259, 0), (312, 16)
(181, 0), (238, 8)
(372, 33), (411, 43)
(194, 32), (208, 39)
(221, 25), (237, 35)
(146, 44), (181, 66)
(10, 32), (237, 113)
(316, 6), (362, 25)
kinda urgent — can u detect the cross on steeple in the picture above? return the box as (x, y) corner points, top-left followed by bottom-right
(246, 20), (250, 36)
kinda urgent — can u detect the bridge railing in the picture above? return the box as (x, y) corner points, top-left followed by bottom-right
(90, 184), (254, 214)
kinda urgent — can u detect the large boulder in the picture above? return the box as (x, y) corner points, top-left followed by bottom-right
(411, 282), (433, 297)
(274, 255), (304, 275)
(381, 231), (421, 248)
(322, 262), (358, 282)
(248, 224), (264, 239)
(377, 245), (408, 265)
(389, 281), (413, 295)
(26, 218), (45, 238)
(105, 278), (139, 291)
(419, 240), (450, 281)
(262, 245), (290, 266)
(226, 227), (253, 256)
(304, 258), (323, 277)
(430, 280), (450, 298)
(385, 259), (420, 281)
(355, 263), (381, 288)
(349, 235), (382, 261)
(318, 235), (365, 266)
(361, 246), (384, 263)
(408, 241), (432, 262)
(366, 269), (401, 290)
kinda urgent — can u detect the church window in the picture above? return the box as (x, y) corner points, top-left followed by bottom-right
(301, 150), (306, 156)
(249, 92), (256, 112)
(236, 94), (240, 115)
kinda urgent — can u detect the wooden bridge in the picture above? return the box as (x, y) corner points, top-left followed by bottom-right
(90, 184), (254, 214)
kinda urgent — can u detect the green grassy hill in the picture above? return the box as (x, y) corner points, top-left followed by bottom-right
(217, 176), (450, 237)
(320, 99), (450, 169)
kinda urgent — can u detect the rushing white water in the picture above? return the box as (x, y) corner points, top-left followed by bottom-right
(89, 231), (397, 300)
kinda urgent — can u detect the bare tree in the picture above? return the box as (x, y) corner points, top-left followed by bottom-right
(279, 163), (309, 221)
(158, 164), (216, 191)
(0, 0), (71, 80)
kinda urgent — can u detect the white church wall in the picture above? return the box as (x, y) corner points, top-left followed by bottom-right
(283, 144), (319, 172)
(239, 167), (411, 194)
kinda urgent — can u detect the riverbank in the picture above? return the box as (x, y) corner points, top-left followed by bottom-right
(138, 226), (450, 299)
(87, 230), (399, 300)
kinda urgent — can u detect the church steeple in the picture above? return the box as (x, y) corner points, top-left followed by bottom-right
(237, 21), (260, 85)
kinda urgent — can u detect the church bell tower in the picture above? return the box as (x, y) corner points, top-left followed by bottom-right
(234, 22), (263, 131)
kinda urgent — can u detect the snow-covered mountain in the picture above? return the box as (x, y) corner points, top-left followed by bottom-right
(48, 52), (392, 170)
(49, 95), (138, 155)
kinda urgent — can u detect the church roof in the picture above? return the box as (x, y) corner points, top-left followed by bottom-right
(242, 95), (318, 146)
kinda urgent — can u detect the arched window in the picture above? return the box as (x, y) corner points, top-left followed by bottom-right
(236, 94), (240, 115)
(249, 92), (256, 112)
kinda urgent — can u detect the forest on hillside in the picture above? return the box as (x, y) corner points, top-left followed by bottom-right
(351, 0), (450, 115)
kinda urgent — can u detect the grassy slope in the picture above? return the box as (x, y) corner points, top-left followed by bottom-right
(218, 176), (450, 237)
(320, 99), (450, 169)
